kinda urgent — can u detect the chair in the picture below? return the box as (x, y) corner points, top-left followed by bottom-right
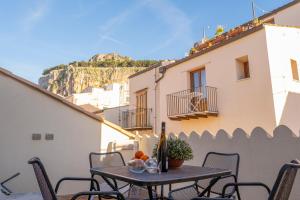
(89, 152), (157, 200)
(222, 159), (300, 200)
(89, 152), (129, 192)
(1, 173), (20, 195)
(28, 157), (125, 200)
(169, 152), (241, 200)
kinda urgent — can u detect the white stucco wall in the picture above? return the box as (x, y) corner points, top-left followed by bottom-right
(0, 72), (133, 194)
(139, 125), (300, 200)
(273, 1), (300, 26)
(159, 28), (276, 135)
(265, 25), (300, 135)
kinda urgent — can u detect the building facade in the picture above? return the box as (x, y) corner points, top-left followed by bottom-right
(66, 82), (129, 110)
(128, 0), (300, 135)
(0, 68), (135, 194)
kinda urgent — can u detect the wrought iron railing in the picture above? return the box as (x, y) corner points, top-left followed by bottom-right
(121, 108), (152, 129)
(167, 86), (218, 117)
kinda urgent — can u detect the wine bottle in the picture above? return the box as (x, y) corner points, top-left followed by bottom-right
(157, 122), (168, 172)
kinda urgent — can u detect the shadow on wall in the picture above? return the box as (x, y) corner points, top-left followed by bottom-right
(279, 91), (300, 135)
(139, 125), (300, 199)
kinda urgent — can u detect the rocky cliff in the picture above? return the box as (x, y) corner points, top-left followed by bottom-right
(39, 53), (159, 96)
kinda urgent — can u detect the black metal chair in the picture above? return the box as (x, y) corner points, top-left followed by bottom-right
(89, 152), (157, 200)
(89, 152), (130, 193)
(169, 152), (241, 200)
(221, 159), (300, 200)
(28, 157), (125, 200)
(1, 173), (20, 195)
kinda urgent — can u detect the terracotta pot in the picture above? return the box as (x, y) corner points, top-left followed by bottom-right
(168, 159), (184, 169)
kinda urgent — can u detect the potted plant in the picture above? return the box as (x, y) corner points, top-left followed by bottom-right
(152, 137), (193, 168)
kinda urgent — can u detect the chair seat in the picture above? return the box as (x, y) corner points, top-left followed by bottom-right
(98, 182), (130, 194)
(168, 184), (199, 200)
(125, 185), (157, 200)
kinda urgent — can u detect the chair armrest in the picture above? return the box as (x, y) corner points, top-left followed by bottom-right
(222, 182), (271, 197)
(70, 191), (125, 200)
(55, 177), (100, 193)
(1, 172), (21, 194)
(198, 174), (237, 197)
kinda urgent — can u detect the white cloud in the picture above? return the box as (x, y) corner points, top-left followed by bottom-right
(22, 0), (49, 31)
(146, 0), (193, 55)
(99, 35), (125, 46)
(97, 0), (150, 46)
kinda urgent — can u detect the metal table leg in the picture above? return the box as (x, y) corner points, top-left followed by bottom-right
(147, 186), (154, 200)
(161, 185), (164, 199)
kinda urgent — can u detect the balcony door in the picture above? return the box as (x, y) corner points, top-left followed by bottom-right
(191, 68), (206, 92)
(136, 89), (147, 127)
(190, 68), (207, 111)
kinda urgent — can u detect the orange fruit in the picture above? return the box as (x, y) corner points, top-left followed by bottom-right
(141, 155), (149, 161)
(135, 151), (144, 159)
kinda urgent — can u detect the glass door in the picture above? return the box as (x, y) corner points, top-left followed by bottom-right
(190, 68), (207, 112)
(191, 68), (206, 93)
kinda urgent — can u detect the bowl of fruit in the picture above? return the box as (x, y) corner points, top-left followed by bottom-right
(134, 151), (149, 161)
(127, 151), (150, 173)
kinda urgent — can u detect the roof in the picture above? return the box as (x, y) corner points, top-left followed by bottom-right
(102, 119), (135, 139)
(164, 24), (300, 71)
(79, 104), (102, 114)
(164, 24), (264, 70)
(0, 67), (103, 122)
(129, 62), (161, 79)
(129, 60), (176, 79)
(130, 0), (300, 78)
(257, 0), (300, 21)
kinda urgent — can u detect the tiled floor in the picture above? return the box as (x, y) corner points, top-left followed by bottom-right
(59, 195), (88, 200)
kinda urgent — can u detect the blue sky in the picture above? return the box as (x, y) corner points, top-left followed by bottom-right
(0, 0), (291, 82)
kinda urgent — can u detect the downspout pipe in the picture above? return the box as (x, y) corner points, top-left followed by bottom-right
(154, 66), (166, 134)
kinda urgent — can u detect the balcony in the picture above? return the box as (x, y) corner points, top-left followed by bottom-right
(167, 86), (218, 120)
(121, 108), (152, 130)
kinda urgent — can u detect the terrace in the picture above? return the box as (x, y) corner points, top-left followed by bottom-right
(2, 125), (300, 200)
(189, 18), (271, 56)
(121, 108), (153, 130)
(167, 86), (218, 120)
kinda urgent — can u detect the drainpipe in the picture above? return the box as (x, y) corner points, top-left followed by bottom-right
(154, 65), (167, 134)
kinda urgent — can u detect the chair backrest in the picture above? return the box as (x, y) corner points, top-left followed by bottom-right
(89, 151), (126, 169)
(269, 160), (300, 200)
(28, 157), (57, 200)
(89, 152), (126, 184)
(198, 152), (240, 195)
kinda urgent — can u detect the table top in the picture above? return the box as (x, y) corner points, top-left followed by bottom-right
(90, 165), (231, 186)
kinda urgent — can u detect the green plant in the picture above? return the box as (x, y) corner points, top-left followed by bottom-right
(215, 25), (224, 36)
(152, 137), (193, 161)
(252, 18), (262, 26)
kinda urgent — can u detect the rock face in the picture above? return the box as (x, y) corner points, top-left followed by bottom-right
(88, 53), (131, 62)
(39, 53), (159, 96)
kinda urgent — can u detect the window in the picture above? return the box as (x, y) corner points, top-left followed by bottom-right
(291, 59), (299, 81)
(236, 56), (250, 80)
(190, 68), (206, 91)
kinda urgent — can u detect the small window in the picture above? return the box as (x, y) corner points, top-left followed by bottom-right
(291, 59), (299, 81)
(236, 56), (250, 80)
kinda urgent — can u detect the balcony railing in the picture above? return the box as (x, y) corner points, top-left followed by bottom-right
(167, 86), (218, 119)
(121, 108), (152, 130)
